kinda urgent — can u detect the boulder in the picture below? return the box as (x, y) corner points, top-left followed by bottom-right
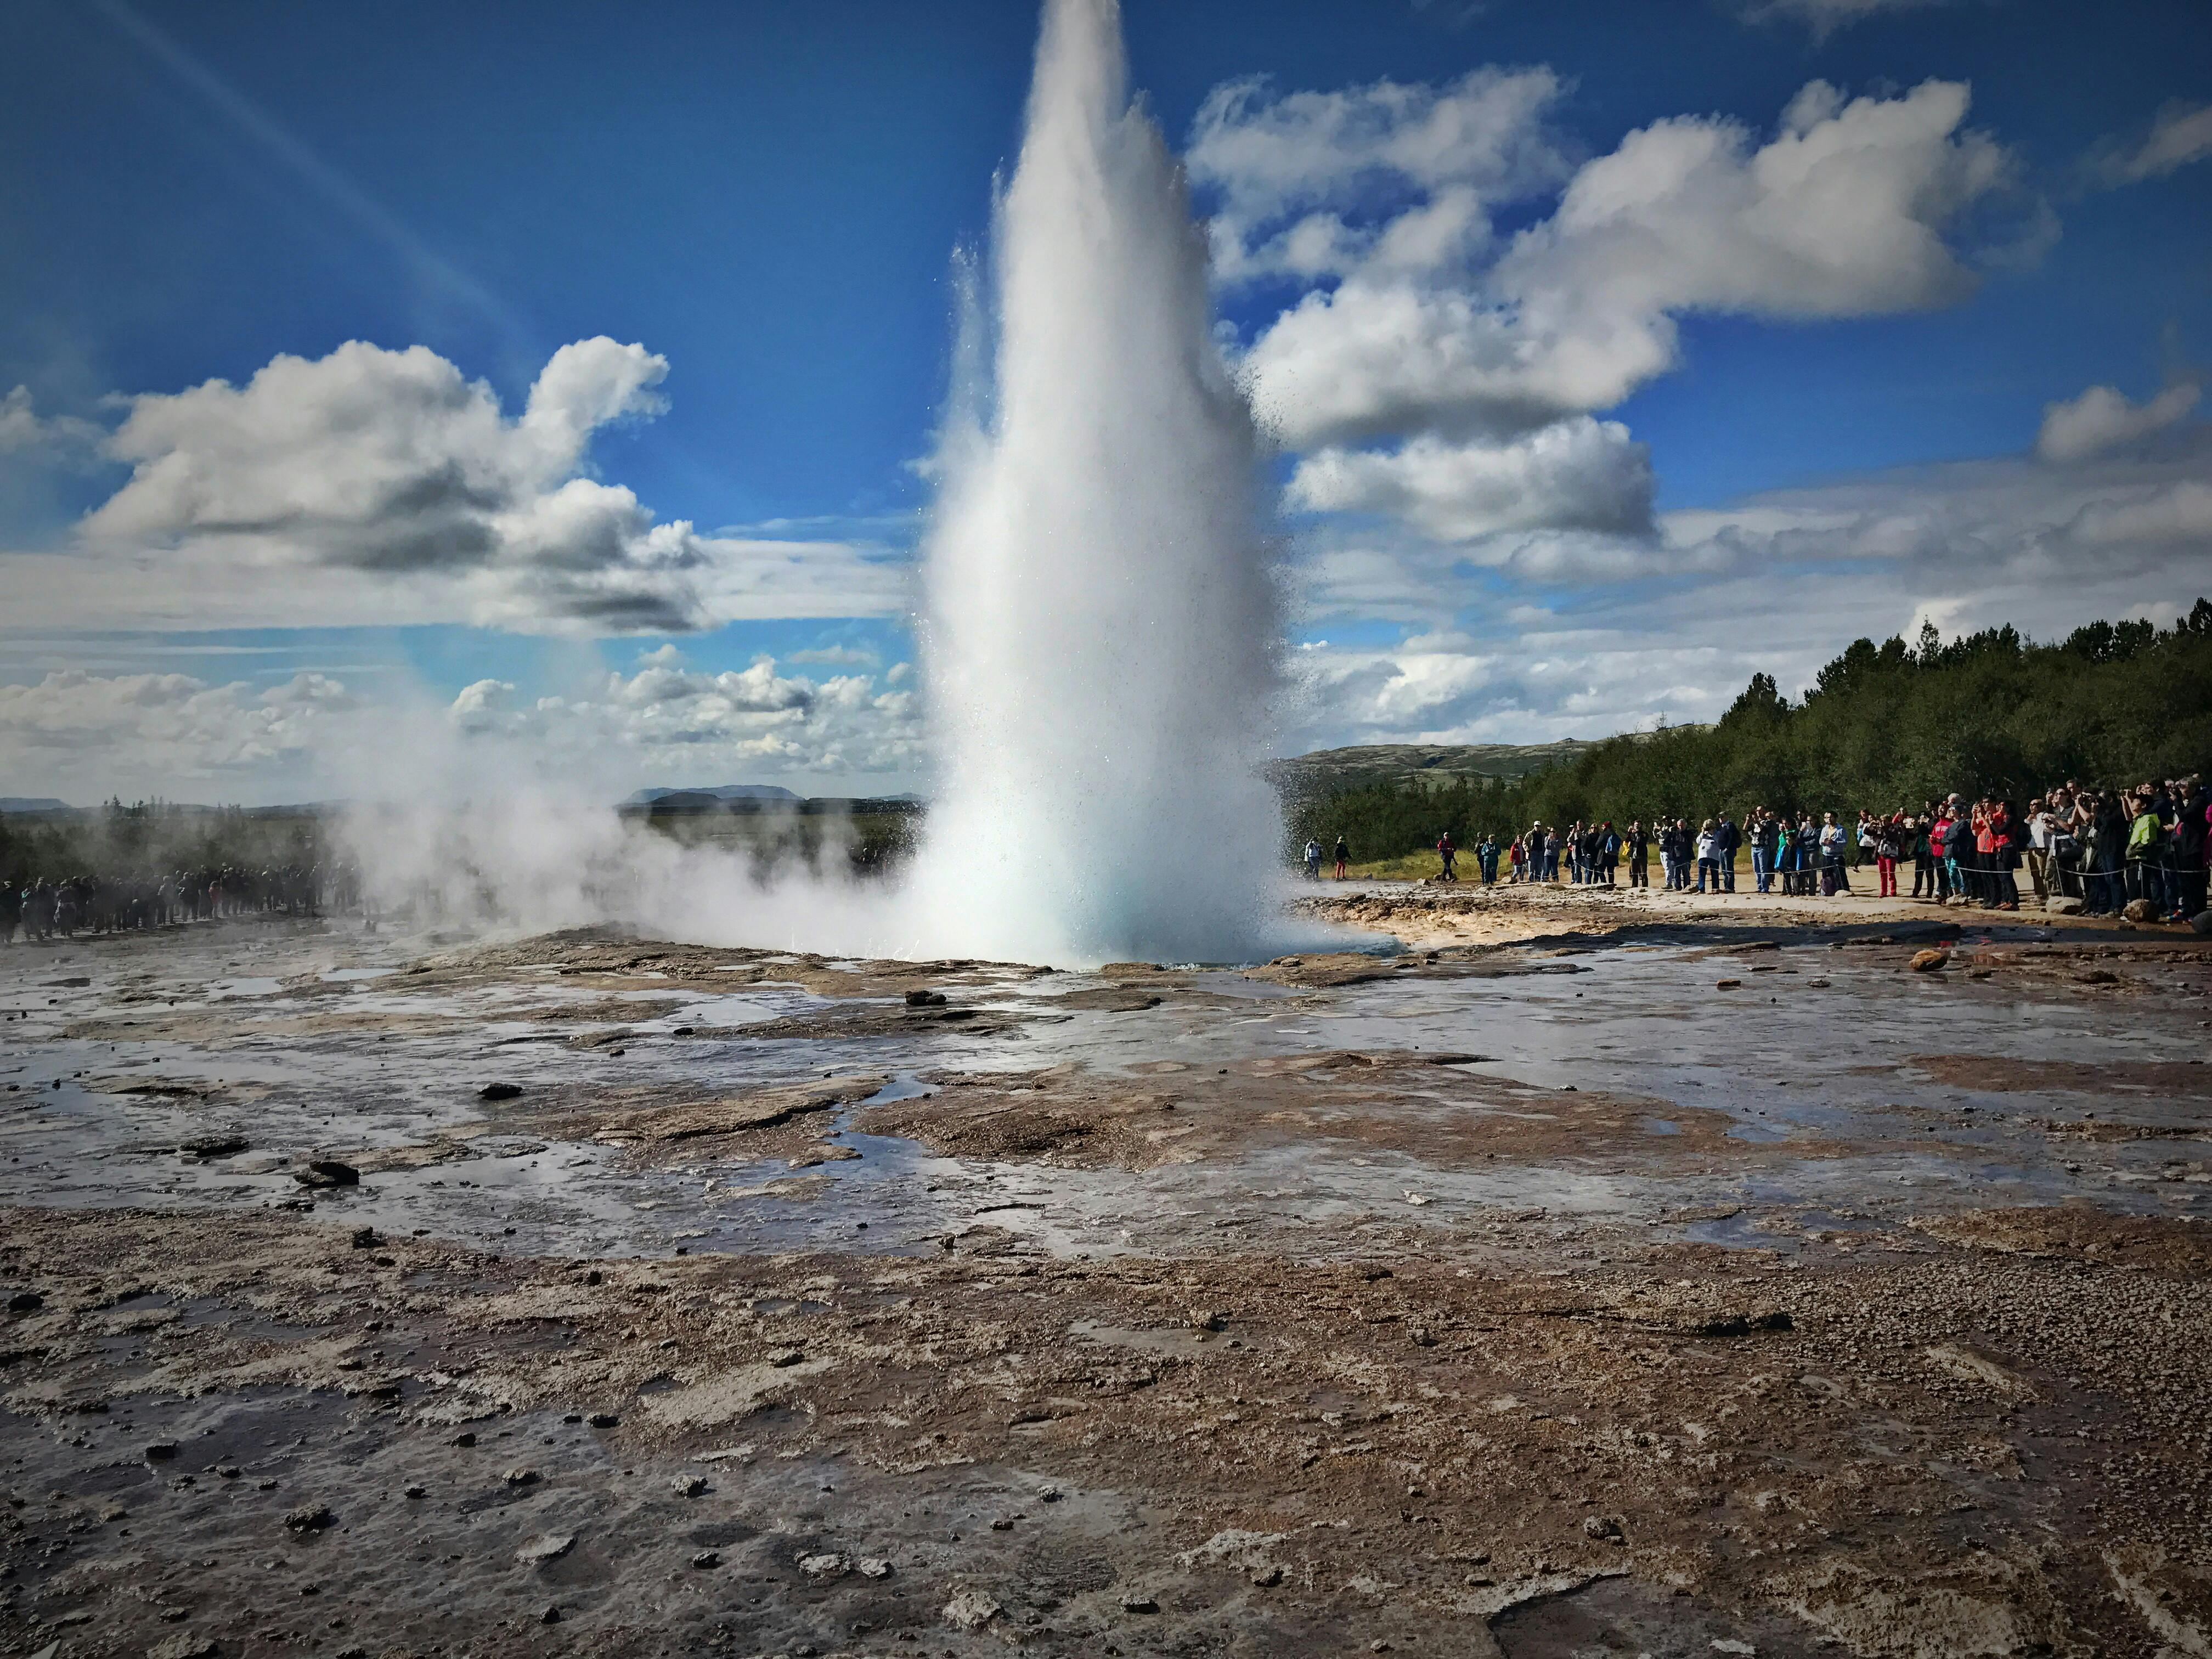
(2123, 898), (2158, 922)
(943, 1590), (1002, 1630)
(2045, 894), (2084, 916)
(1909, 949), (1950, 972)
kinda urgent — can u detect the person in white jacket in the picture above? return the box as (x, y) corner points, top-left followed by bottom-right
(1694, 820), (1721, 893)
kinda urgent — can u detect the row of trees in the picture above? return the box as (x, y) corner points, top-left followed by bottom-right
(1286, 602), (2212, 861)
(0, 801), (325, 885)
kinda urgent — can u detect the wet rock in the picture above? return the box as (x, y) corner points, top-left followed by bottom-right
(283, 1504), (336, 1532)
(1715, 978), (1742, 989)
(1695, 1310), (1793, 1337)
(691, 1549), (720, 1568)
(858, 1557), (894, 1579)
(1188, 1309), (1225, 1332)
(294, 1159), (359, 1189)
(180, 1135), (249, 1159)
(1583, 1514), (1625, 1543)
(145, 1441), (180, 1461)
(1251, 1564), (1284, 1587)
(673, 1474), (708, 1497)
(504, 1468), (541, 1487)
(798, 1551), (850, 1581)
(450, 1431), (477, 1447)
(787, 1143), (862, 1168)
(148, 1637), (219, 1659)
(588, 1412), (619, 1428)
(2078, 969), (2120, 985)
(9, 1290), (43, 1313)
(516, 1532), (575, 1564)
(478, 1082), (524, 1101)
(539, 1605), (562, 1624)
(905, 989), (948, 1007)
(349, 1227), (379, 1249)
(1121, 1594), (1161, 1613)
(1910, 949), (1950, 973)
(942, 1589), (1002, 1629)
(404, 1485), (425, 1499)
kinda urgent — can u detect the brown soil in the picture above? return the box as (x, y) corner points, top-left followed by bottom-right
(4, 1204), (2210, 1657)
(854, 1053), (1860, 1175)
(7, 909), (2212, 1656)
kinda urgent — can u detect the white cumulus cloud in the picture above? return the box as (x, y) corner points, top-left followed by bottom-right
(0, 669), (352, 783)
(1190, 66), (1572, 284)
(1238, 78), (2021, 453)
(2094, 101), (2212, 187)
(2035, 382), (2202, 465)
(0, 386), (104, 459)
(1285, 417), (1653, 543)
(26, 338), (906, 636)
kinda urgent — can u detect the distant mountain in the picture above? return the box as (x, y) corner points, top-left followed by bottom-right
(0, 798), (74, 814)
(619, 783), (802, 807)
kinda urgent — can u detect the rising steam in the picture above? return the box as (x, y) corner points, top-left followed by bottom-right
(905, 0), (1286, 963)
(340, 0), (1297, 967)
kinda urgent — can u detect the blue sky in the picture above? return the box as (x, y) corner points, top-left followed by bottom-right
(3, 0), (2209, 802)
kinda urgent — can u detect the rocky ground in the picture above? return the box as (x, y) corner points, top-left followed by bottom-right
(3, 894), (2210, 1658)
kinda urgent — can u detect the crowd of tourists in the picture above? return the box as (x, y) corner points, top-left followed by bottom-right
(0, 862), (357, 943)
(1312, 776), (2211, 923)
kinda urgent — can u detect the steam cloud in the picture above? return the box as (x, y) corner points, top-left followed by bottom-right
(336, 0), (1310, 969)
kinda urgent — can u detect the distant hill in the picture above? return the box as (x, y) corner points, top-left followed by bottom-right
(618, 787), (922, 818)
(620, 784), (802, 807)
(1269, 741), (1607, 796)
(0, 798), (73, 815)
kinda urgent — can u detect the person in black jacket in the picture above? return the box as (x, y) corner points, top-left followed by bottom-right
(1943, 796), (1974, 904)
(2171, 783), (2208, 921)
(1716, 813), (1741, 893)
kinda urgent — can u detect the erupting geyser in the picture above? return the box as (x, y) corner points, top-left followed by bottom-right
(907, 0), (1286, 966)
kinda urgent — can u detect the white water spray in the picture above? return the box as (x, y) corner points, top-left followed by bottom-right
(906, 0), (1286, 964)
(337, 0), (1306, 968)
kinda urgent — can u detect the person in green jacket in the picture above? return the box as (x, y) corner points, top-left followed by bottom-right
(2127, 792), (2165, 910)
